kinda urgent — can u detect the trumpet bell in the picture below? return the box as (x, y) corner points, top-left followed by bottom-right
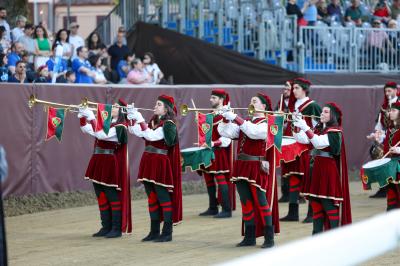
(248, 104), (255, 115)
(180, 104), (189, 116)
(28, 94), (36, 108)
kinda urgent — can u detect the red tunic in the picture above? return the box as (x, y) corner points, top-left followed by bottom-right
(137, 121), (174, 190)
(231, 117), (268, 191)
(201, 114), (231, 174)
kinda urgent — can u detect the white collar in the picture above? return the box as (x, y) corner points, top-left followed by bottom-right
(295, 97), (309, 110)
(389, 96), (398, 105)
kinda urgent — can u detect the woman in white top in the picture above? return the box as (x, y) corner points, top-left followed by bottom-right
(143, 52), (164, 84)
(53, 29), (72, 62)
(89, 54), (107, 84)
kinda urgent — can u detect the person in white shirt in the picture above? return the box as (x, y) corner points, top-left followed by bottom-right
(68, 22), (84, 60)
(0, 7), (10, 42)
(143, 52), (164, 84)
(11, 15), (26, 42)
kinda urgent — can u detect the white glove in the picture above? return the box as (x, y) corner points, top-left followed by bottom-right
(293, 118), (310, 131)
(78, 107), (95, 121)
(292, 110), (303, 121)
(219, 103), (231, 113)
(132, 111), (145, 123)
(222, 110), (237, 121)
(126, 104), (138, 120)
(389, 147), (400, 154)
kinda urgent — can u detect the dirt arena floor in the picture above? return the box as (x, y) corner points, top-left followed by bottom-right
(6, 182), (400, 266)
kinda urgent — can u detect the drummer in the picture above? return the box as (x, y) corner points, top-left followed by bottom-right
(275, 80), (294, 203)
(198, 89), (235, 218)
(380, 101), (400, 211)
(292, 102), (352, 234)
(218, 93), (278, 248)
(127, 95), (182, 242)
(280, 78), (322, 223)
(367, 81), (399, 198)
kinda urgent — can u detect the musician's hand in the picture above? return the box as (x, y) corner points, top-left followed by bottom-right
(126, 104), (138, 120)
(292, 111), (303, 121)
(366, 132), (376, 140)
(389, 147), (400, 154)
(222, 110), (237, 121)
(220, 104), (231, 113)
(79, 107), (95, 121)
(132, 111), (145, 123)
(293, 118), (310, 131)
(200, 143), (209, 148)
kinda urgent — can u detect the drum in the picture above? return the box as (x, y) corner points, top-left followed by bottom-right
(280, 137), (309, 163)
(181, 147), (215, 172)
(361, 158), (400, 188)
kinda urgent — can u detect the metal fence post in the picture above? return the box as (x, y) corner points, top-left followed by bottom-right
(258, 20), (265, 60)
(298, 27), (305, 74)
(144, 0), (149, 22)
(238, 15), (244, 53)
(198, 0), (204, 39)
(179, 0), (186, 33)
(162, 0), (168, 28)
(217, 9), (223, 45)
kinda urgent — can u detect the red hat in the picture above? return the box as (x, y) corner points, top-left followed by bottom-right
(37, 65), (48, 73)
(158, 94), (177, 114)
(293, 77), (312, 92)
(257, 93), (272, 111)
(326, 102), (343, 126)
(384, 81), (398, 89)
(211, 89), (230, 105)
(118, 98), (127, 107)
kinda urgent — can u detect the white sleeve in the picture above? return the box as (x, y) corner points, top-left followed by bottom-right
(218, 122), (240, 139)
(94, 127), (118, 142)
(294, 131), (310, 144)
(218, 136), (232, 147)
(309, 134), (330, 149)
(80, 124), (96, 137)
(239, 121), (268, 140)
(129, 124), (164, 141)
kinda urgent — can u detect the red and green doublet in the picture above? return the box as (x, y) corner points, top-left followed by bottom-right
(383, 127), (400, 183)
(231, 117), (268, 191)
(201, 114), (231, 174)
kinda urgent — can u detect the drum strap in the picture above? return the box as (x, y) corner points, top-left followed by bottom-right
(94, 147), (115, 155)
(145, 145), (168, 155)
(237, 153), (266, 161)
(310, 149), (333, 158)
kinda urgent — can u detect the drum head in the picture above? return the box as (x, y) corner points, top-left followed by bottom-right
(363, 158), (391, 169)
(181, 146), (207, 153)
(282, 137), (296, 146)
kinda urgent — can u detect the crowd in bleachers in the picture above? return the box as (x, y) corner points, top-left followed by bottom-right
(0, 6), (166, 85)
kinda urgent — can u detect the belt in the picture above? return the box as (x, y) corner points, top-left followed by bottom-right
(145, 145), (168, 155)
(310, 150), (333, 158)
(237, 153), (266, 161)
(94, 147), (115, 155)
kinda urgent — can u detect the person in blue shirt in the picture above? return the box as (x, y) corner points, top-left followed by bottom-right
(46, 46), (68, 83)
(7, 42), (23, 74)
(0, 53), (8, 82)
(117, 53), (134, 83)
(72, 46), (95, 84)
(8, 60), (29, 83)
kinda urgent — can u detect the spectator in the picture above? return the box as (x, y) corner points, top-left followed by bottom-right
(88, 54), (107, 84)
(20, 51), (36, 82)
(373, 0), (391, 24)
(113, 26), (127, 46)
(53, 29), (72, 64)
(7, 42), (23, 74)
(108, 31), (130, 81)
(127, 58), (152, 85)
(286, 0), (306, 25)
(143, 52), (164, 84)
(317, 0), (330, 24)
(391, 0), (400, 20)
(345, 0), (364, 26)
(46, 46), (68, 83)
(298, 0), (318, 25)
(68, 22), (84, 59)
(387, 19), (399, 66)
(327, 0), (344, 23)
(72, 46), (95, 84)
(0, 26), (10, 54)
(366, 19), (394, 66)
(0, 7), (10, 42)
(11, 15), (26, 42)
(8, 60), (29, 83)
(117, 53), (134, 83)
(87, 32), (107, 57)
(33, 25), (51, 70)
(17, 24), (35, 64)
(33, 65), (51, 83)
(65, 70), (76, 83)
(0, 53), (8, 82)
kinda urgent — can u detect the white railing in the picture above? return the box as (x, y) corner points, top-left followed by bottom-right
(221, 210), (400, 266)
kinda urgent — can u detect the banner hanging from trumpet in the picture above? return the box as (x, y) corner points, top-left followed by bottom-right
(95, 103), (112, 134)
(46, 107), (66, 142)
(197, 112), (213, 147)
(266, 114), (284, 152)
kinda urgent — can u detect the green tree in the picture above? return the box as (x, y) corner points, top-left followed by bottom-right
(0, 0), (29, 27)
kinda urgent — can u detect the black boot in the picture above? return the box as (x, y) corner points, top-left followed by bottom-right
(214, 200), (232, 218)
(278, 178), (289, 203)
(105, 211), (122, 238)
(142, 220), (160, 241)
(154, 221), (173, 242)
(280, 203), (299, 221)
(92, 210), (111, 237)
(236, 225), (256, 247)
(370, 187), (387, 198)
(261, 225), (274, 248)
(199, 207), (219, 216)
(200, 186), (219, 216)
(302, 204), (313, 223)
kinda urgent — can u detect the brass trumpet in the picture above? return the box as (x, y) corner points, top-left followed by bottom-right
(28, 94), (96, 113)
(82, 98), (154, 112)
(180, 104), (248, 116)
(247, 104), (321, 119)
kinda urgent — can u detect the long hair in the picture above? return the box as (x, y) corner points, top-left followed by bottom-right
(116, 107), (127, 124)
(87, 32), (104, 50)
(315, 108), (339, 132)
(52, 29), (69, 50)
(33, 25), (48, 39)
(150, 105), (177, 128)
